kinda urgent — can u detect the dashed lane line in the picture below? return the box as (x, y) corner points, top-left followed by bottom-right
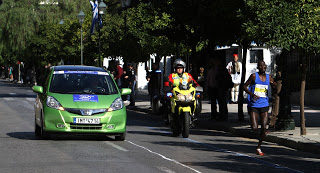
(103, 141), (128, 152)
(126, 140), (201, 173)
(156, 166), (176, 173)
(3, 98), (14, 101)
(26, 98), (35, 102)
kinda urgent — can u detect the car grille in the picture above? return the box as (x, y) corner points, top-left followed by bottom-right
(65, 108), (106, 116)
(70, 123), (103, 130)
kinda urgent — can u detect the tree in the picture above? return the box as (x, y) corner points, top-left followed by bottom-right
(243, 0), (320, 135)
(0, 0), (91, 64)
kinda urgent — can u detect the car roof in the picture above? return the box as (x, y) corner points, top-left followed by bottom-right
(53, 65), (106, 72)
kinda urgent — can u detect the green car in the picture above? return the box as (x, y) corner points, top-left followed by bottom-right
(32, 66), (131, 140)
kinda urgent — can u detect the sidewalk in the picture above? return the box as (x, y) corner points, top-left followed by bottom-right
(129, 90), (320, 154)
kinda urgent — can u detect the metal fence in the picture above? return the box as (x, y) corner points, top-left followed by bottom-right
(286, 52), (320, 91)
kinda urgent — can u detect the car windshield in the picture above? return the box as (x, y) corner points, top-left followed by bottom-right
(49, 71), (118, 95)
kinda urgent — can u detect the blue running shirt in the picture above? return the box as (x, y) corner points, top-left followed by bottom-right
(248, 72), (269, 108)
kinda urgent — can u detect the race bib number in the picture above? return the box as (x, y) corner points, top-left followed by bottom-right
(254, 84), (268, 97)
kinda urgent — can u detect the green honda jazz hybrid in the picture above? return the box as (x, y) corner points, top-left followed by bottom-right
(32, 66), (131, 140)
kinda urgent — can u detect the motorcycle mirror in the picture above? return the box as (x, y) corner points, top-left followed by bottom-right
(196, 86), (203, 92)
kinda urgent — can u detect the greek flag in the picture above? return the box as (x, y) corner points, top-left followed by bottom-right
(89, 0), (102, 35)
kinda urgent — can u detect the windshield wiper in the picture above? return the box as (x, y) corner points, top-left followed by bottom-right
(82, 91), (96, 94)
(64, 91), (96, 94)
(50, 91), (67, 94)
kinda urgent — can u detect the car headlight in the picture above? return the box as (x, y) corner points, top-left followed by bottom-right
(107, 97), (123, 112)
(177, 94), (186, 101)
(46, 96), (64, 111)
(185, 93), (193, 102)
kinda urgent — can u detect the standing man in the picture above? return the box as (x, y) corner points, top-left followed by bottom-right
(226, 54), (242, 104)
(196, 67), (205, 87)
(9, 67), (13, 81)
(147, 63), (160, 108)
(127, 63), (136, 107)
(114, 62), (123, 89)
(244, 60), (276, 156)
(207, 58), (233, 121)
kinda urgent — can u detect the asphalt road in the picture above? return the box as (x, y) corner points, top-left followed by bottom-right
(0, 80), (319, 173)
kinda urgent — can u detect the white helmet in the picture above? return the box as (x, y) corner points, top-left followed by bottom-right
(173, 59), (186, 69)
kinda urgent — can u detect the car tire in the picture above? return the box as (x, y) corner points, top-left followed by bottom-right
(35, 119), (41, 136)
(115, 132), (126, 141)
(39, 115), (49, 139)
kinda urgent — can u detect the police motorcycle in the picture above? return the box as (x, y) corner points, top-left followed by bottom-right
(165, 80), (202, 138)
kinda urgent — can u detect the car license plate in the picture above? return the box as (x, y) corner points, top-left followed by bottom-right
(73, 118), (100, 124)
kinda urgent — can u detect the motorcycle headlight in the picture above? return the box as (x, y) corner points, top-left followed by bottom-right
(177, 94), (186, 101)
(107, 97), (123, 112)
(185, 93), (193, 102)
(46, 96), (64, 111)
(166, 92), (173, 98)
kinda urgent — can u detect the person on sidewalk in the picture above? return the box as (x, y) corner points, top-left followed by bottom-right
(147, 63), (160, 109)
(127, 63), (136, 107)
(226, 54), (242, 104)
(206, 58), (233, 121)
(244, 60), (277, 156)
(121, 70), (130, 103)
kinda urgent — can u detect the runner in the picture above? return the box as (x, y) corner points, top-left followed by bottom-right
(244, 60), (277, 155)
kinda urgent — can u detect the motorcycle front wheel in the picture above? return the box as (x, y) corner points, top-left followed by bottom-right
(172, 116), (181, 136)
(182, 112), (190, 138)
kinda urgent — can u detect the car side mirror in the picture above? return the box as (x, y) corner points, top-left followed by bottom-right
(121, 88), (131, 95)
(32, 86), (43, 94)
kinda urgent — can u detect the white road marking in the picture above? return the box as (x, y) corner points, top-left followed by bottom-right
(3, 98), (14, 101)
(21, 100), (34, 110)
(103, 141), (128, 152)
(292, 109), (320, 113)
(148, 127), (303, 173)
(126, 140), (201, 173)
(26, 98), (35, 102)
(156, 166), (176, 173)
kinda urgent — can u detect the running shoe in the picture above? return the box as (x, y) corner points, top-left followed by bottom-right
(256, 148), (264, 156)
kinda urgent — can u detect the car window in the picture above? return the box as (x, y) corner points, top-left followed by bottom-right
(49, 71), (118, 95)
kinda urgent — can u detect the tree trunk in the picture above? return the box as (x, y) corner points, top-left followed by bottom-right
(300, 57), (307, 135)
(238, 45), (248, 120)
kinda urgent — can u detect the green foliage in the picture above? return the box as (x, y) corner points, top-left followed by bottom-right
(0, 0), (90, 66)
(243, 0), (320, 54)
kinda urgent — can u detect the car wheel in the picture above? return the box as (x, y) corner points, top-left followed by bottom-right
(115, 132), (126, 141)
(35, 119), (41, 136)
(39, 115), (49, 139)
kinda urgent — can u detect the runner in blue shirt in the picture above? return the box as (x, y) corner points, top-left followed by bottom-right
(244, 60), (277, 156)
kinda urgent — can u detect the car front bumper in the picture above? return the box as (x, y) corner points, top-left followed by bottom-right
(42, 106), (127, 134)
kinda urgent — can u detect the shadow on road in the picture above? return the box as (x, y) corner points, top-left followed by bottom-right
(0, 94), (36, 98)
(7, 132), (116, 141)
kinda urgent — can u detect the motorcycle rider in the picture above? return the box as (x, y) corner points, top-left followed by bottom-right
(164, 59), (200, 88)
(163, 59), (199, 121)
